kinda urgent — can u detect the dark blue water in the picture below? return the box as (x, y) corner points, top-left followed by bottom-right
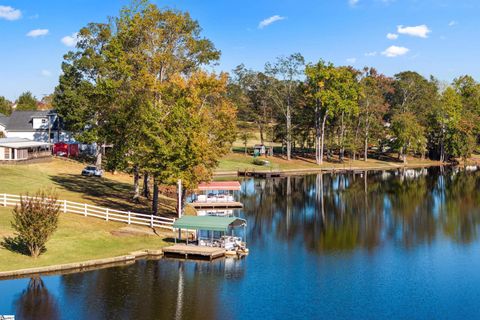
(2, 167), (480, 319)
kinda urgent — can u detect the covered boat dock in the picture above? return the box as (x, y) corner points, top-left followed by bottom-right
(163, 216), (247, 259)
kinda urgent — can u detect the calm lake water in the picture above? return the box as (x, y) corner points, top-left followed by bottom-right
(2, 167), (480, 319)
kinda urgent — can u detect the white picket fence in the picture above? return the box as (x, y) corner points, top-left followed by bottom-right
(0, 193), (175, 230)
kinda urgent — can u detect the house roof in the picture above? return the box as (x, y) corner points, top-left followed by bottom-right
(0, 114), (9, 127)
(173, 216), (246, 231)
(0, 137), (51, 149)
(5, 110), (57, 132)
(196, 181), (241, 191)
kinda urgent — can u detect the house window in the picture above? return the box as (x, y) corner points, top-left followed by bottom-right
(3, 147), (10, 160)
(18, 149), (28, 159)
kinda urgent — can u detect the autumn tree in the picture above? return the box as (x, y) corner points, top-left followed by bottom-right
(139, 72), (236, 213)
(305, 61), (359, 164)
(358, 68), (392, 161)
(391, 112), (427, 163)
(266, 53), (304, 160)
(231, 65), (273, 145)
(9, 191), (60, 258)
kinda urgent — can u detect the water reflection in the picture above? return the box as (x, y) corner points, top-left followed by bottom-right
(4, 167), (480, 319)
(14, 276), (59, 320)
(240, 167), (480, 253)
(57, 258), (244, 319)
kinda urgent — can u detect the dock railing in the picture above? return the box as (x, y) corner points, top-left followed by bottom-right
(0, 193), (174, 230)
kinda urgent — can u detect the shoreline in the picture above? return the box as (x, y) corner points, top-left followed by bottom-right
(0, 248), (164, 280)
(214, 161), (447, 177)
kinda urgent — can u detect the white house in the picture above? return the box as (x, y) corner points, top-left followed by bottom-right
(1, 110), (73, 143)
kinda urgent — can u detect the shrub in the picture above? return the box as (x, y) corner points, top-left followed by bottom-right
(252, 158), (270, 166)
(10, 191), (60, 258)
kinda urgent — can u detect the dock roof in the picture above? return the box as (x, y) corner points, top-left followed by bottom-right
(173, 216), (246, 232)
(196, 181), (241, 191)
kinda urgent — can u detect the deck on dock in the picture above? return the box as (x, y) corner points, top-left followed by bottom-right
(163, 244), (226, 260)
(190, 201), (243, 209)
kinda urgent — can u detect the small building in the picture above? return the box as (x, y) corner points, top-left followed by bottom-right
(253, 144), (273, 156)
(0, 138), (51, 162)
(53, 142), (79, 157)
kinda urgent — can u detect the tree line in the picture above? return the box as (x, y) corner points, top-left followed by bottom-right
(0, 92), (51, 115)
(52, 0), (236, 215)
(230, 54), (480, 164)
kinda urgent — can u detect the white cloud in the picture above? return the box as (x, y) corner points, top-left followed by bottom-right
(258, 15), (286, 29)
(0, 5), (21, 20)
(349, 0), (359, 6)
(386, 33), (398, 40)
(346, 57), (357, 64)
(365, 51), (377, 57)
(397, 25), (431, 38)
(381, 45), (409, 57)
(41, 70), (52, 77)
(26, 29), (49, 37)
(448, 20), (457, 27)
(61, 33), (79, 47)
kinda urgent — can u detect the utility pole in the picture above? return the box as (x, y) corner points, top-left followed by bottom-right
(177, 179), (182, 218)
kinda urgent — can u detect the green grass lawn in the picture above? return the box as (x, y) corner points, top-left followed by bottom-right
(0, 158), (177, 216)
(0, 206), (169, 272)
(216, 152), (442, 173)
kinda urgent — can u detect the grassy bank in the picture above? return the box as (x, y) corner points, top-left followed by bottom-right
(216, 152), (443, 173)
(0, 158), (177, 216)
(0, 206), (169, 272)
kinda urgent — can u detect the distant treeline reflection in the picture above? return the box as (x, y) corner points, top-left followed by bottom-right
(240, 167), (480, 252)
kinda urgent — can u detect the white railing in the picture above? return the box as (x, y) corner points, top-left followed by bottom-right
(0, 193), (175, 230)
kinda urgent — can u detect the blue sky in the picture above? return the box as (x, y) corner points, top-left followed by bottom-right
(1, 0), (479, 101)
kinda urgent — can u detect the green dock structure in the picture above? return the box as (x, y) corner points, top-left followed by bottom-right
(163, 216), (247, 260)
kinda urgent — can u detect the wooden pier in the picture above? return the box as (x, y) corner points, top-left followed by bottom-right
(162, 244), (226, 260)
(190, 201), (243, 209)
(237, 170), (284, 178)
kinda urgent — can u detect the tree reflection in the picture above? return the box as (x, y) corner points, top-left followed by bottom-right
(241, 167), (480, 253)
(14, 276), (59, 320)
(59, 258), (242, 319)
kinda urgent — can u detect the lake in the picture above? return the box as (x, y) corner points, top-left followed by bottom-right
(2, 167), (480, 319)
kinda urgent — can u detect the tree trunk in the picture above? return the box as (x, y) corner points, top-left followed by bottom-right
(286, 104), (292, 161)
(315, 102), (321, 165)
(143, 173), (151, 199)
(364, 117), (370, 162)
(364, 136), (368, 162)
(440, 124), (445, 162)
(259, 124), (264, 145)
(152, 178), (159, 216)
(402, 146), (408, 164)
(133, 165), (140, 202)
(319, 114), (328, 164)
(95, 143), (102, 168)
(353, 116), (361, 161)
(339, 111), (345, 161)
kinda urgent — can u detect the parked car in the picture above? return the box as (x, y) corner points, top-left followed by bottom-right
(81, 165), (103, 177)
